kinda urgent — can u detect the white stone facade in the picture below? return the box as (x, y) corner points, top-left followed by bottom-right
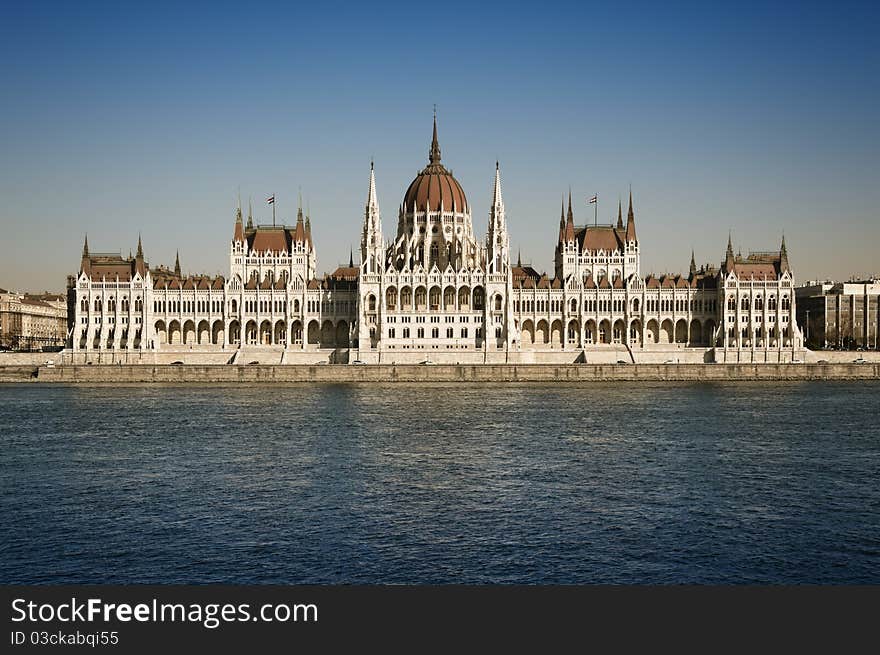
(68, 120), (803, 364)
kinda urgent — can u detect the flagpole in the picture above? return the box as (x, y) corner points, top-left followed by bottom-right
(594, 193), (598, 227)
(273, 193), (276, 226)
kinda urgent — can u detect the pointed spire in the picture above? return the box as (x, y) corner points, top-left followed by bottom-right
(780, 233), (790, 272)
(82, 234), (89, 258)
(429, 109), (441, 164)
(136, 233), (143, 259)
(367, 158), (379, 211)
(617, 198), (623, 229)
(625, 188), (637, 242)
(174, 250), (181, 277)
(247, 197), (253, 230)
(349, 247), (354, 268)
(724, 231), (736, 271)
(517, 249), (522, 268)
(564, 189), (576, 243)
(492, 160), (503, 208)
(689, 249), (697, 278)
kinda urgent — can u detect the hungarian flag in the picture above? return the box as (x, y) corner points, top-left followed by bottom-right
(588, 194), (597, 204)
(266, 195), (275, 205)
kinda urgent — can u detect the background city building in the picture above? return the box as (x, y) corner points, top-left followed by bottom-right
(0, 289), (68, 351)
(796, 280), (880, 350)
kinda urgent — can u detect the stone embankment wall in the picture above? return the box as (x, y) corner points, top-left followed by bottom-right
(1, 362), (877, 383)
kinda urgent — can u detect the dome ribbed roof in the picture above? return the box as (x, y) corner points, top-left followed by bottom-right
(402, 116), (467, 213)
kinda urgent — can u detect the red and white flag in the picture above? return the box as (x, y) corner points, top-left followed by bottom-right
(588, 194), (598, 204)
(266, 195), (275, 205)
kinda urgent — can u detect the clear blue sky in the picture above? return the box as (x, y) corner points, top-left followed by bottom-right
(1, 1), (877, 291)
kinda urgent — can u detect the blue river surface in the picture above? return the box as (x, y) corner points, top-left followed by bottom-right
(1, 381), (878, 584)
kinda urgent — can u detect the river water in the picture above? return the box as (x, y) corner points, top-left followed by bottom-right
(1, 382), (877, 584)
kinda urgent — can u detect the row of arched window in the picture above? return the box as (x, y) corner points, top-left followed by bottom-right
(382, 286), (487, 311)
(81, 296), (142, 313)
(727, 295), (789, 311)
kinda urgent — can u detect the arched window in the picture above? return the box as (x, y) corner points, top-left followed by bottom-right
(754, 296), (763, 310)
(496, 295), (503, 311)
(781, 295), (790, 310)
(81, 298), (88, 312)
(368, 294), (376, 311)
(473, 288), (485, 311)
(94, 298), (102, 312)
(741, 297), (750, 311)
(727, 296), (736, 311)
(632, 298), (640, 313)
(570, 298), (577, 313)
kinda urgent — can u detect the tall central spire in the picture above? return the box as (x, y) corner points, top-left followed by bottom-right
(429, 109), (441, 164)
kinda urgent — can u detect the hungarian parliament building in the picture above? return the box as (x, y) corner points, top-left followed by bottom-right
(68, 118), (804, 364)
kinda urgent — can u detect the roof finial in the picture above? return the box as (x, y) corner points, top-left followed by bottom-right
(349, 246), (354, 268)
(82, 233), (89, 258)
(517, 248), (522, 268)
(567, 188), (573, 221)
(136, 233), (143, 259)
(247, 197), (253, 230)
(174, 250), (181, 277)
(617, 197), (623, 229)
(429, 108), (441, 164)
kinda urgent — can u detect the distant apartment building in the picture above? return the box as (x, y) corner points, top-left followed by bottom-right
(796, 280), (880, 350)
(0, 289), (68, 350)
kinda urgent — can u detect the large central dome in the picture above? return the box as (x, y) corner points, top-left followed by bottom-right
(402, 116), (468, 213)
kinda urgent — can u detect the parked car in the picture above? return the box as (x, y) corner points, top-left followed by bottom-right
(171, 361), (184, 365)
(420, 359), (435, 365)
(44, 360), (55, 368)
(351, 360), (366, 365)
(853, 357), (867, 364)
(616, 360), (630, 365)
(816, 360), (829, 364)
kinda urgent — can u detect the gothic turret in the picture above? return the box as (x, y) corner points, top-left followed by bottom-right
(80, 234), (90, 275)
(780, 234), (790, 273)
(361, 160), (384, 274)
(233, 204), (244, 243)
(625, 189), (637, 243)
(487, 161), (509, 274)
(564, 190), (576, 243)
(135, 233), (145, 276)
